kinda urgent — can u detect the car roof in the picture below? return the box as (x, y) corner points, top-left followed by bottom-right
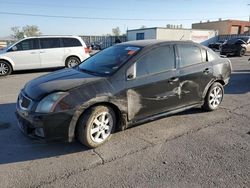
(21, 35), (82, 39)
(118, 39), (196, 47)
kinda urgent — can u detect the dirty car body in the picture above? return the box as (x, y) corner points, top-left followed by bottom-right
(16, 40), (232, 146)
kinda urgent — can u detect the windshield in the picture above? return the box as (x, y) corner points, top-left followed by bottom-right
(79, 45), (141, 75)
(227, 37), (249, 44)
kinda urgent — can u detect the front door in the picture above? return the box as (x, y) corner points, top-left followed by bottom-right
(126, 45), (181, 121)
(7, 38), (41, 70)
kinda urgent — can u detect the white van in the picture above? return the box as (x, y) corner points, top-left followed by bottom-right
(0, 36), (90, 76)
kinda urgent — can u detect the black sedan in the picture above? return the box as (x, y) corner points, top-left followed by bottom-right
(16, 40), (232, 148)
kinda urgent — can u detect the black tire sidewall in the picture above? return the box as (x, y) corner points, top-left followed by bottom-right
(0, 61), (12, 76)
(77, 106), (116, 148)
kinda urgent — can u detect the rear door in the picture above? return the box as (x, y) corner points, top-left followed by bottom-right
(6, 38), (40, 70)
(126, 45), (180, 121)
(39, 38), (65, 68)
(176, 44), (213, 106)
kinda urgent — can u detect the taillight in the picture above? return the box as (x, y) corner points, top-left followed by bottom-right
(84, 47), (90, 54)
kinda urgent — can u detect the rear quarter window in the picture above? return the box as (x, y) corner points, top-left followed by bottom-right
(62, 38), (82, 47)
(207, 49), (219, 61)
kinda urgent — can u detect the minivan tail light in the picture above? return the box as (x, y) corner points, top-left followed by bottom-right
(84, 47), (90, 54)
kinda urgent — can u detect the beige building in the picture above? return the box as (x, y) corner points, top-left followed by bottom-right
(192, 19), (250, 35)
(127, 27), (217, 44)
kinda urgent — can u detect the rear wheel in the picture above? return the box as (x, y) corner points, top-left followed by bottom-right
(0, 61), (12, 76)
(202, 82), (224, 111)
(77, 106), (116, 148)
(66, 57), (80, 68)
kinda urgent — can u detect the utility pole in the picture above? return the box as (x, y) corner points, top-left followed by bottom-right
(248, 4), (250, 21)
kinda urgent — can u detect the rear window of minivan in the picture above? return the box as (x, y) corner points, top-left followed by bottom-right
(62, 38), (82, 47)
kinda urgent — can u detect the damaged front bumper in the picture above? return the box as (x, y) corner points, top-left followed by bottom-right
(16, 106), (74, 142)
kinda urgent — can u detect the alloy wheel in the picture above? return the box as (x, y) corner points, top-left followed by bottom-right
(68, 59), (78, 68)
(0, 62), (9, 75)
(90, 112), (113, 143)
(209, 86), (223, 109)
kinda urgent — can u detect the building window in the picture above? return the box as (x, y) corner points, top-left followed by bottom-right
(244, 26), (250, 33)
(136, 33), (145, 40)
(231, 25), (241, 34)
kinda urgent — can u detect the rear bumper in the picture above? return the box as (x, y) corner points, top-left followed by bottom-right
(16, 107), (74, 142)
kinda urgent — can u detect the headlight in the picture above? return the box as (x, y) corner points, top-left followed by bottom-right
(36, 92), (68, 113)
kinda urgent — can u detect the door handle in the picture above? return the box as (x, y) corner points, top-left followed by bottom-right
(30, 52), (37, 54)
(39, 51), (45, 53)
(203, 68), (210, 74)
(168, 77), (179, 84)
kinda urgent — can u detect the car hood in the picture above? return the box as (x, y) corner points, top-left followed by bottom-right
(24, 68), (104, 100)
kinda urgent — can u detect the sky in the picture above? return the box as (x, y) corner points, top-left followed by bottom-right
(0, 0), (250, 38)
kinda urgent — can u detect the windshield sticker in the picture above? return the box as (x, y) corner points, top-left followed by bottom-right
(127, 50), (136, 55)
(125, 47), (140, 51)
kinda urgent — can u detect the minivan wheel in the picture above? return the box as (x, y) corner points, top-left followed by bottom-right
(238, 48), (246, 57)
(77, 106), (116, 148)
(202, 82), (224, 111)
(66, 57), (80, 68)
(0, 61), (12, 76)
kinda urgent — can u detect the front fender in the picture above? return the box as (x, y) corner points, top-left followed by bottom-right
(0, 56), (15, 69)
(67, 95), (127, 142)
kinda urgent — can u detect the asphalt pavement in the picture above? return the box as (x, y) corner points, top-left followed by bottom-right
(0, 57), (249, 188)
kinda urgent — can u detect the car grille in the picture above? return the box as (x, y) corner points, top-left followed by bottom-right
(18, 93), (32, 110)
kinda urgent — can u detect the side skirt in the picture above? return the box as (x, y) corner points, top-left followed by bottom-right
(126, 103), (202, 128)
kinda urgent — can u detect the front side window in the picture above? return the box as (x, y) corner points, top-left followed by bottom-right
(15, 39), (38, 51)
(135, 45), (175, 77)
(40, 38), (60, 49)
(79, 45), (141, 75)
(178, 44), (202, 67)
(62, 38), (82, 47)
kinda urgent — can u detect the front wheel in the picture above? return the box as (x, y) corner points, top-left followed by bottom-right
(202, 82), (224, 111)
(77, 106), (116, 148)
(237, 48), (246, 57)
(0, 61), (12, 76)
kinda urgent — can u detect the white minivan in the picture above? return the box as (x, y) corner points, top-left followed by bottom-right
(0, 36), (90, 76)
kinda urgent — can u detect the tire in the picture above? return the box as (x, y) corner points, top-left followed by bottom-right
(77, 106), (116, 148)
(65, 56), (80, 68)
(220, 51), (226, 56)
(237, 48), (246, 57)
(202, 82), (224, 111)
(0, 61), (12, 76)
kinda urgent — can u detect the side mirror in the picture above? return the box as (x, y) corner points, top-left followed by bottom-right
(126, 63), (136, 80)
(12, 46), (17, 51)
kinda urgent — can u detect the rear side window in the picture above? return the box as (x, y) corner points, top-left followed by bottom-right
(178, 44), (202, 67)
(136, 45), (175, 77)
(16, 39), (38, 51)
(40, 38), (60, 49)
(62, 38), (82, 47)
